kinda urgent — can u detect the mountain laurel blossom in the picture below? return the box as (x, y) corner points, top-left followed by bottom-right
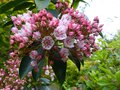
(42, 36), (55, 50)
(7, 1), (104, 89)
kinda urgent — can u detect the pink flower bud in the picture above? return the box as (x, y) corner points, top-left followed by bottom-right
(99, 24), (104, 28)
(22, 37), (28, 43)
(19, 43), (25, 49)
(11, 16), (17, 21)
(68, 32), (74, 36)
(29, 50), (38, 59)
(32, 31), (41, 40)
(59, 48), (69, 58)
(42, 16), (47, 21)
(9, 52), (15, 58)
(31, 61), (37, 67)
(47, 13), (53, 19)
(36, 55), (42, 60)
(10, 39), (14, 45)
(94, 16), (99, 23)
(11, 27), (18, 34)
(34, 66), (39, 72)
(41, 21), (46, 27)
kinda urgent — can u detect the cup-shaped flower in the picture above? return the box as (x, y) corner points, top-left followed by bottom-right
(29, 50), (38, 59)
(42, 36), (54, 50)
(54, 25), (67, 40)
(59, 48), (69, 62)
(32, 31), (41, 40)
(64, 37), (74, 48)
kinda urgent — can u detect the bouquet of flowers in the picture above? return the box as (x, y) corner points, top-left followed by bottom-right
(9, 0), (103, 86)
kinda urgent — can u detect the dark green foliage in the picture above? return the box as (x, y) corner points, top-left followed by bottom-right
(19, 56), (34, 79)
(13, 1), (34, 11)
(69, 52), (81, 71)
(51, 0), (58, 4)
(99, 32), (104, 38)
(0, 0), (32, 14)
(49, 48), (67, 85)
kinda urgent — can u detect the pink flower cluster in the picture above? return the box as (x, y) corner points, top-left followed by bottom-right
(9, 1), (103, 88)
(43, 65), (55, 81)
(30, 50), (42, 72)
(55, 0), (69, 12)
(10, 5), (103, 64)
(0, 59), (26, 90)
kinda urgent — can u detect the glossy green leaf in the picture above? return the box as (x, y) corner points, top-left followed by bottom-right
(99, 32), (104, 38)
(3, 20), (13, 27)
(97, 80), (112, 86)
(34, 0), (50, 10)
(0, 0), (29, 14)
(19, 56), (33, 79)
(49, 48), (67, 85)
(72, 0), (86, 9)
(40, 78), (50, 85)
(47, 2), (55, 9)
(99, 66), (114, 77)
(72, 0), (79, 9)
(51, 0), (57, 4)
(13, 1), (34, 11)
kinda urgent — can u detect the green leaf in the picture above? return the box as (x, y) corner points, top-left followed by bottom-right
(13, 1), (34, 11)
(47, 2), (55, 9)
(51, 0), (57, 4)
(99, 32), (104, 38)
(99, 66), (114, 77)
(0, 0), (29, 14)
(72, 0), (86, 9)
(40, 78), (50, 85)
(34, 0), (50, 10)
(49, 48), (67, 85)
(19, 56), (33, 79)
(97, 80), (112, 86)
(3, 20), (13, 27)
(72, 0), (80, 9)
(69, 51), (81, 71)
(115, 71), (120, 83)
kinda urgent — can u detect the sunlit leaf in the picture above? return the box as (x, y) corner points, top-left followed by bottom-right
(115, 71), (120, 84)
(13, 1), (34, 11)
(0, 0), (31, 14)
